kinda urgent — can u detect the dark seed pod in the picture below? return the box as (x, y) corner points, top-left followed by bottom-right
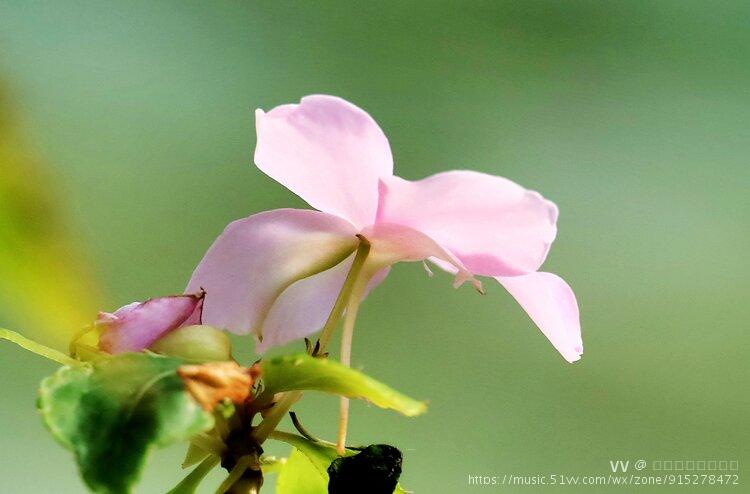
(327, 444), (402, 494)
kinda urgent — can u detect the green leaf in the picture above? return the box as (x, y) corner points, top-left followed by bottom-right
(271, 433), (408, 494)
(260, 456), (287, 475)
(271, 432), (341, 476)
(181, 441), (211, 469)
(0, 327), (78, 366)
(259, 354), (427, 417)
(38, 353), (214, 493)
(276, 449), (327, 494)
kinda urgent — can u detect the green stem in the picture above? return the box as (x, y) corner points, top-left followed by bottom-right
(316, 235), (370, 353)
(252, 390), (302, 443)
(252, 236), (371, 444)
(216, 455), (255, 494)
(336, 277), (368, 454)
(0, 328), (78, 366)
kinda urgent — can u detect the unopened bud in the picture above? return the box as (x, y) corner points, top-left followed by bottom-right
(149, 324), (231, 363)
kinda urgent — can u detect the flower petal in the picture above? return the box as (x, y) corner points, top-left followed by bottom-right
(496, 272), (582, 363)
(186, 209), (359, 336)
(377, 171), (558, 276)
(256, 256), (391, 353)
(255, 95), (393, 228)
(361, 222), (482, 291)
(98, 293), (204, 354)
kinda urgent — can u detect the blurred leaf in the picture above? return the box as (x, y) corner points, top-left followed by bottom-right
(167, 456), (220, 494)
(260, 455), (287, 475)
(38, 353), (214, 493)
(181, 441), (210, 469)
(0, 84), (100, 349)
(0, 327), (77, 365)
(276, 449), (327, 494)
(259, 354), (427, 417)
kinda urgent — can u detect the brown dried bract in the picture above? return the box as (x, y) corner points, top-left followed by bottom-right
(178, 361), (261, 411)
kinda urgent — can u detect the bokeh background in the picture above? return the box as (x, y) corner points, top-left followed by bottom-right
(1, 1), (748, 492)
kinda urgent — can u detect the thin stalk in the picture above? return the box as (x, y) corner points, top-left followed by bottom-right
(316, 236), (370, 353)
(216, 455), (260, 494)
(335, 278), (367, 454)
(252, 390), (302, 443)
(252, 236), (370, 444)
(1, 328), (79, 366)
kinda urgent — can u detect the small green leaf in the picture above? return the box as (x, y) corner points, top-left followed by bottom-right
(276, 449), (327, 494)
(39, 353), (214, 493)
(181, 441), (211, 469)
(259, 354), (427, 417)
(271, 431), (341, 477)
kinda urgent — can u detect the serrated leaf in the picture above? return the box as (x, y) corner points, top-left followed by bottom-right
(258, 354), (426, 417)
(39, 353), (214, 493)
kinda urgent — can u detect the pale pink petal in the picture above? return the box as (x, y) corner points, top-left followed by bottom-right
(377, 171), (558, 276)
(256, 256), (390, 353)
(361, 222), (482, 292)
(98, 293), (204, 354)
(186, 209), (359, 336)
(255, 95), (393, 228)
(496, 272), (582, 363)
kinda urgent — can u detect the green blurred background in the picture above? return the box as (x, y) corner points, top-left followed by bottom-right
(1, 1), (748, 492)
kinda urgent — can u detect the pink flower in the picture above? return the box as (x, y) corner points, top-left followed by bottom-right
(188, 95), (582, 362)
(97, 292), (204, 354)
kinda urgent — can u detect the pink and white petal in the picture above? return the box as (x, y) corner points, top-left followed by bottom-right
(98, 293), (204, 354)
(256, 256), (391, 353)
(361, 222), (482, 291)
(496, 272), (582, 363)
(377, 171), (558, 276)
(186, 209), (359, 336)
(255, 95), (393, 228)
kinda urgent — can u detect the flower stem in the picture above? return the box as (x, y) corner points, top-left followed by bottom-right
(251, 390), (302, 443)
(252, 236), (371, 445)
(336, 277), (367, 454)
(316, 235), (370, 354)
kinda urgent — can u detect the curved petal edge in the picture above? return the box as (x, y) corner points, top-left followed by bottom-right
(255, 95), (393, 227)
(496, 272), (582, 363)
